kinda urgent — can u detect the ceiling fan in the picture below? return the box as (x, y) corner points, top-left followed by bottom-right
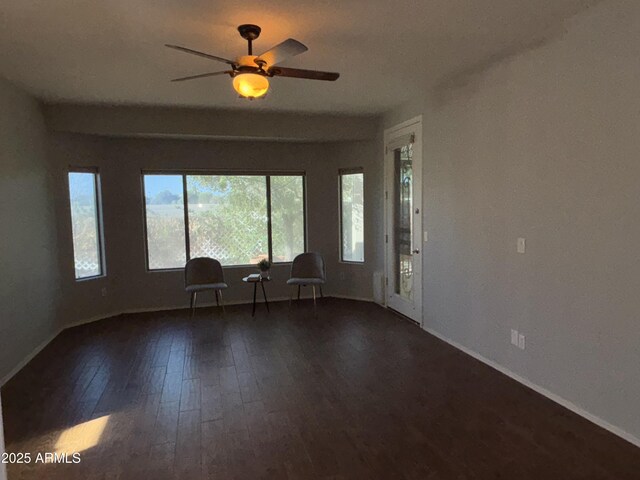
(166, 24), (340, 99)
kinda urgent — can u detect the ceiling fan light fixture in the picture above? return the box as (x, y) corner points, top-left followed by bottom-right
(232, 72), (269, 99)
(166, 24), (339, 99)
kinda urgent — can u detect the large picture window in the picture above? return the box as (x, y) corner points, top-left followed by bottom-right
(340, 169), (364, 263)
(143, 173), (306, 270)
(68, 170), (104, 279)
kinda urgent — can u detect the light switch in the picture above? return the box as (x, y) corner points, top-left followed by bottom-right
(511, 329), (518, 346)
(517, 237), (526, 254)
(423, 230), (428, 243)
(518, 334), (526, 350)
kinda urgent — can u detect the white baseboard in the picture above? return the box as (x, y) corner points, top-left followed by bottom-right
(329, 294), (375, 303)
(105, 294), (368, 318)
(64, 296), (294, 328)
(422, 324), (640, 449)
(65, 312), (119, 330)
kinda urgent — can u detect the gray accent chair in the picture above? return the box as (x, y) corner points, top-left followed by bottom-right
(185, 257), (228, 315)
(287, 252), (326, 306)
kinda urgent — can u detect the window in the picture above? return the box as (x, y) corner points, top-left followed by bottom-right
(143, 175), (186, 270)
(187, 175), (268, 265)
(68, 170), (104, 279)
(270, 175), (305, 262)
(142, 173), (306, 270)
(340, 169), (364, 263)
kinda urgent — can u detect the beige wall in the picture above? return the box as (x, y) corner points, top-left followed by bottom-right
(327, 140), (385, 300)
(49, 134), (116, 326)
(385, 0), (640, 443)
(0, 78), (62, 383)
(48, 133), (383, 324)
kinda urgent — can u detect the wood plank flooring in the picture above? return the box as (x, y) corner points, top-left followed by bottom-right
(2, 298), (639, 479)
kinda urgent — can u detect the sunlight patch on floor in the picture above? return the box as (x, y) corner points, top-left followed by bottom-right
(52, 415), (110, 459)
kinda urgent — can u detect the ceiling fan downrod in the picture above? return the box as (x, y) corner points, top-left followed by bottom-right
(237, 24), (262, 56)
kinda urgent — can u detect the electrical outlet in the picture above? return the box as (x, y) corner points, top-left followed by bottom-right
(511, 329), (519, 346)
(517, 237), (526, 254)
(101, 287), (108, 297)
(518, 334), (526, 350)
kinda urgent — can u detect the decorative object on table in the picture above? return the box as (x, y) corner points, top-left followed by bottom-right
(185, 257), (228, 316)
(242, 274), (270, 316)
(257, 258), (271, 278)
(287, 252), (326, 308)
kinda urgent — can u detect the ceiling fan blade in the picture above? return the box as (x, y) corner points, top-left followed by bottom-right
(171, 71), (232, 82)
(165, 44), (235, 66)
(256, 38), (308, 67)
(269, 66), (339, 81)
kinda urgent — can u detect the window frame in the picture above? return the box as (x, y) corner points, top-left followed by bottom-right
(141, 170), (307, 271)
(339, 167), (365, 264)
(67, 167), (106, 281)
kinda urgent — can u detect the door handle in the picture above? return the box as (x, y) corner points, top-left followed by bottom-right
(412, 249), (420, 254)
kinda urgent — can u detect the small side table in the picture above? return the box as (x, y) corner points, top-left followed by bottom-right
(242, 275), (270, 316)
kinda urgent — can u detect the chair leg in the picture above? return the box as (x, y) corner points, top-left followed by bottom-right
(312, 285), (317, 307)
(297, 285), (301, 301)
(192, 292), (198, 317)
(215, 290), (220, 307)
(218, 290), (225, 314)
(261, 281), (269, 312)
(319, 285), (324, 299)
(252, 283), (257, 317)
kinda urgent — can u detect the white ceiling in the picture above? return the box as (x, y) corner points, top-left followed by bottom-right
(0, 0), (594, 114)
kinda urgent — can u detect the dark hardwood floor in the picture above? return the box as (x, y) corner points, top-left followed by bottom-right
(2, 298), (639, 479)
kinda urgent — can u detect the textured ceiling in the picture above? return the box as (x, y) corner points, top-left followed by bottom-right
(0, 0), (595, 114)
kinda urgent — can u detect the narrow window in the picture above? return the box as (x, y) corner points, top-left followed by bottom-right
(340, 169), (365, 263)
(143, 174), (187, 270)
(270, 175), (305, 263)
(68, 170), (104, 279)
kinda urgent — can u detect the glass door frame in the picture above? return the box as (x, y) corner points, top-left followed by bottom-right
(384, 116), (423, 325)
